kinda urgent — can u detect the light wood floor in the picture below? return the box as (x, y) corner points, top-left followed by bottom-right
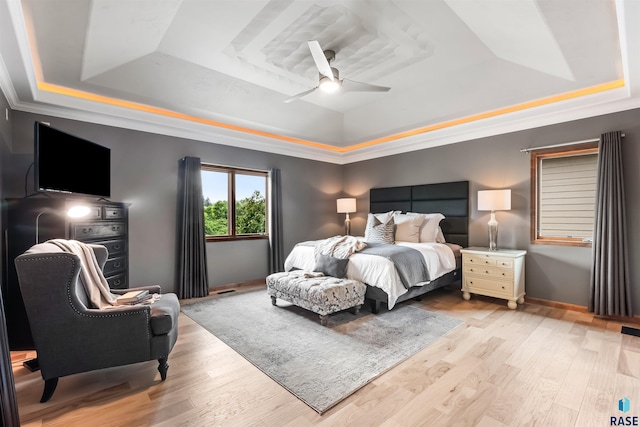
(11, 285), (640, 427)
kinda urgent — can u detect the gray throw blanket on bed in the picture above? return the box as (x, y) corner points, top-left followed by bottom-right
(298, 240), (429, 289)
(359, 243), (430, 289)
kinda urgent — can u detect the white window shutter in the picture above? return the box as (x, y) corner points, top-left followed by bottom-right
(538, 153), (598, 239)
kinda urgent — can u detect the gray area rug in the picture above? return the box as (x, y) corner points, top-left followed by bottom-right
(181, 289), (463, 414)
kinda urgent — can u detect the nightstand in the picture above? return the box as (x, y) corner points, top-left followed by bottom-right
(460, 247), (526, 309)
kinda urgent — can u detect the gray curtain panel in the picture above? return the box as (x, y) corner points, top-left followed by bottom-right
(269, 168), (284, 273)
(177, 156), (209, 299)
(0, 292), (20, 427)
(589, 131), (632, 317)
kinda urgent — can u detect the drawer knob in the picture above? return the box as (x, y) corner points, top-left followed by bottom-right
(485, 270), (489, 274)
(112, 244), (121, 250)
(113, 262), (121, 268)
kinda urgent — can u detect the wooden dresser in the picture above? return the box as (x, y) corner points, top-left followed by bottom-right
(460, 247), (526, 309)
(68, 202), (129, 289)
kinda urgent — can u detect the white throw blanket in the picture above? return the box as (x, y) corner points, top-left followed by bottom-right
(50, 239), (118, 309)
(314, 235), (367, 259)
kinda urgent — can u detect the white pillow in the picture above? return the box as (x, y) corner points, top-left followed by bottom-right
(393, 213), (424, 243)
(407, 212), (445, 242)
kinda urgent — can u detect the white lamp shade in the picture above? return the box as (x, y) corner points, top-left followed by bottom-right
(337, 198), (356, 213)
(478, 189), (511, 211)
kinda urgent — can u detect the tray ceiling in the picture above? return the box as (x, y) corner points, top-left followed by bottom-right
(1, 0), (639, 164)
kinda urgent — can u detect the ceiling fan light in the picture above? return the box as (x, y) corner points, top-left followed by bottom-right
(319, 77), (341, 94)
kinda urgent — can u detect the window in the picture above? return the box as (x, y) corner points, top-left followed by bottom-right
(530, 143), (598, 246)
(201, 164), (268, 241)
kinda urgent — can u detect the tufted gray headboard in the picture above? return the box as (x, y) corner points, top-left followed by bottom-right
(369, 180), (469, 247)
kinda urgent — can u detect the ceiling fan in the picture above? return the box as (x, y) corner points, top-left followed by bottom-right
(284, 40), (391, 103)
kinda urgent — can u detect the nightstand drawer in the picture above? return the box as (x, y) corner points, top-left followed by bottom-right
(464, 265), (514, 279)
(464, 277), (513, 295)
(464, 255), (513, 268)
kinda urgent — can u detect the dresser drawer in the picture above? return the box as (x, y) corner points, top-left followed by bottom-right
(104, 206), (126, 219)
(464, 277), (513, 295)
(104, 256), (127, 276)
(71, 221), (127, 240)
(100, 239), (127, 256)
(464, 265), (514, 279)
(85, 206), (103, 219)
(106, 272), (128, 290)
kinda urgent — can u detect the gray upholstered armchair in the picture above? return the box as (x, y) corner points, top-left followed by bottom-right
(14, 241), (179, 403)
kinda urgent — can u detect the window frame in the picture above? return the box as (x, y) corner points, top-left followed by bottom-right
(201, 163), (269, 242)
(530, 142), (598, 247)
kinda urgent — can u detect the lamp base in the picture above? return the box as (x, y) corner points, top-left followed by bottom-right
(488, 212), (498, 251)
(344, 217), (351, 236)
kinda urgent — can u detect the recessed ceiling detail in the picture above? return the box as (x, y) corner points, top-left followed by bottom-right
(445, 0), (575, 81)
(1, 0), (637, 164)
(81, 0), (184, 81)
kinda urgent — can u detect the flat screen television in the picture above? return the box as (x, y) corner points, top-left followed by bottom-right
(34, 121), (111, 198)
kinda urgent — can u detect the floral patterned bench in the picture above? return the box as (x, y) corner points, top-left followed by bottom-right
(266, 271), (366, 326)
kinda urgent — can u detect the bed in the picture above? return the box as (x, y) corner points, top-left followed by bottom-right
(284, 180), (469, 313)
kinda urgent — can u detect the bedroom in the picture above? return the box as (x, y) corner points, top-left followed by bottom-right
(1, 0), (640, 425)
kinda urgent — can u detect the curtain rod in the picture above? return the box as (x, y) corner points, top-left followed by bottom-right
(520, 133), (625, 153)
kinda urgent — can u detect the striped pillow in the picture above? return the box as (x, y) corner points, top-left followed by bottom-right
(364, 214), (395, 244)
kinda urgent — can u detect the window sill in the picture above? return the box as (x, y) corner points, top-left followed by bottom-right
(206, 235), (269, 243)
(532, 238), (592, 248)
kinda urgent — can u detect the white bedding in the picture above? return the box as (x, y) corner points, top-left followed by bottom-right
(283, 241), (458, 309)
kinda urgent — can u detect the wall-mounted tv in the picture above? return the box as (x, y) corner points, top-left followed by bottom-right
(34, 121), (111, 198)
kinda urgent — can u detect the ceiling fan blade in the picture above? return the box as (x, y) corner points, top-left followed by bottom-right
(342, 79), (390, 93)
(308, 40), (334, 81)
(283, 87), (318, 103)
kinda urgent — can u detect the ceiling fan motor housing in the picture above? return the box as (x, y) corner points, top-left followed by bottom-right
(318, 67), (340, 81)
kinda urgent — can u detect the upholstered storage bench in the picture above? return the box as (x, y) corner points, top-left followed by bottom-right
(266, 271), (366, 326)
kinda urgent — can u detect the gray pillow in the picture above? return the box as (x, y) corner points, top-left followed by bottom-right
(314, 253), (349, 278)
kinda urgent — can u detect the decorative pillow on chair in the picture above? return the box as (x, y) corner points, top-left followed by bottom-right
(314, 253), (349, 278)
(364, 214), (395, 244)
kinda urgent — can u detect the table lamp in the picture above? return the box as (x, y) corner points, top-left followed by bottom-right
(477, 189), (511, 251)
(336, 198), (356, 235)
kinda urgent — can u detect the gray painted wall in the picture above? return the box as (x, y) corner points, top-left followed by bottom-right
(3, 106), (639, 314)
(6, 111), (344, 292)
(343, 108), (640, 313)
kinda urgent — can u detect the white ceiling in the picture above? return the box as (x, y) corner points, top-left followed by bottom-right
(1, 0), (639, 164)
